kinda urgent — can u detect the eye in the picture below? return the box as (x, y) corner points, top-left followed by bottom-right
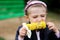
(33, 16), (38, 18)
(41, 15), (45, 17)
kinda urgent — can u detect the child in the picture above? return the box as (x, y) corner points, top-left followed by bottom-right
(15, 0), (60, 40)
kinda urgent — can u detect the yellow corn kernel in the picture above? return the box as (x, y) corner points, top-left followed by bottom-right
(26, 23), (37, 30)
(39, 21), (46, 29)
(26, 21), (46, 30)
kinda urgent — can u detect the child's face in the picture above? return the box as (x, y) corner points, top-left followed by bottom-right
(26, 6), (47, 23)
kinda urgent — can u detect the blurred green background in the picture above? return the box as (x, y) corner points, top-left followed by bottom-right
(0, 0), (24, 20)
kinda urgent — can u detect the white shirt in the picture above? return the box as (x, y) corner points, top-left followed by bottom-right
(36, 31), (40, 40)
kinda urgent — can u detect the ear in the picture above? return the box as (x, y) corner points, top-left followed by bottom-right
(24, 15), (29, 21)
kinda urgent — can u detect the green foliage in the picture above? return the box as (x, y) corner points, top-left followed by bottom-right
(0, 37), (5, 40)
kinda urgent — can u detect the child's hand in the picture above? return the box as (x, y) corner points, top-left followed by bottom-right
(47, 22), (59, 33)
(19, 27), (27, 37)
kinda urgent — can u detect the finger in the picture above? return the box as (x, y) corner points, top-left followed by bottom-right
(48, 24), (54, 29)
(19, 29), (27, 36)
(46, 22), (51, 25)
(49, 26), (54, 30)
(19, 27), (27, 34)
(48, 24), (55, 30)
(47, 22), (54, 28)
(21, 31), (27, 35)
(22, 27), (27, 30)
(19, 27), (27, 32)
(20, 32), (26, 37)
(20, 28), (27, 34)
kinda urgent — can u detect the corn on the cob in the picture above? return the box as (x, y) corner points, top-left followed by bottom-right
(26, 21), (46, 30)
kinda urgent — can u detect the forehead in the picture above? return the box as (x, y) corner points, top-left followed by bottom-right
(28, 8), (46, 17)
(27, 4), (46, 14)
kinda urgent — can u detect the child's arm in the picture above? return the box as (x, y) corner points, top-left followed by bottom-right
(47, 22), (60, 38)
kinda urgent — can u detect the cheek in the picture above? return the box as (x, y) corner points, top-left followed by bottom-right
(32, 19), (37, 22)
(29, 18), (37, 23)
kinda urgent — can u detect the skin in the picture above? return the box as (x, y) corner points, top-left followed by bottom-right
(19, 6), (59, 38)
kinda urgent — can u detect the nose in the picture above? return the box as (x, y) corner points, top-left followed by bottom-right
(41, 18), (44, 21)
(37, 17), (41, 22)
(37, 17), (44, 22)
